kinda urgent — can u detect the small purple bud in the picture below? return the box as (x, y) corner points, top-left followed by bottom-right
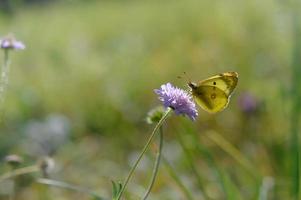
(0, 34), (25, 50)
(238, 92), (259, 114)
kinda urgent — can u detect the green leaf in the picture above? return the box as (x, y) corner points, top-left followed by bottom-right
(220, 171), (242, 200)
(91, 195), (104, 200)
(111, 180), (123, 200)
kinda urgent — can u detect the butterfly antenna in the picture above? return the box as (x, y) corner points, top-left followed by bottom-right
(177, 72), (193, 90)
(182, 71), (192, 83)
(177, 72), (184, 78)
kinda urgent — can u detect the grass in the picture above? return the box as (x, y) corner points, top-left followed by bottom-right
(0, 0), (299, 199)
(289, 2), (301, 199)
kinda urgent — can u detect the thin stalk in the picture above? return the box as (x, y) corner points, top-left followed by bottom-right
(206, 131), (259, 180)
(116, 107), (172, 200)
(258, 177), (274, 200)
(190, 131), (241, 199)
(36, 178), (104, 199)
(290, 3), (301, 199)
(185, 126), (226, 196)
(0, 165), (40, 183)
(9, 168), (16, 200)
(0, 49), (10, 105)
(163, 157), (194, 200)
(142, 126), (164, 200)
(176, 131), (208, 199)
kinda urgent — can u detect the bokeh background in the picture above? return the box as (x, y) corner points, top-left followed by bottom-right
(0, 0), (300, 199)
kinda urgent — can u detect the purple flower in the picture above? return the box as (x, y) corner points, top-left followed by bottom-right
(0, 35), (25, 50)
(238, 92), (259, 115)
(155, 83), (198, 121)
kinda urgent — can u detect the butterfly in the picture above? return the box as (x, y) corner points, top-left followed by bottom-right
(188, 72), (238, 113)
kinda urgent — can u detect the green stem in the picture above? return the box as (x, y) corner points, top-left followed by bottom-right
(206, 131), (259, 180)
(189, 130), (235, 199)
(0, 165), (40, 183)
(176, 131), (208, 199)
(258, 177), (274, 200)
(0, 49), (10, 104)
(116, 107), (172, 200)
(36, 178), (104, 199)
(290, 4), (301, 199)
(163, 157), (194, 200)
(142, 126), (164, 200)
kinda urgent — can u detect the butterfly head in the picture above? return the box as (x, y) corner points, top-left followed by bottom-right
(188, 82), (197, 90)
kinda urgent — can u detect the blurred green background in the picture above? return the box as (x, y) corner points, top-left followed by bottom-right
(0, 0), (300, 199)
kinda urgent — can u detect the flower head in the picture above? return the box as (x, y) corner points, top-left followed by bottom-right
(154, 83), (198, 121)
(146, 106), (165, 124)
(4, 154), (24, 167)
(0, 34), (25, 50)
(237, 91), (259, 115)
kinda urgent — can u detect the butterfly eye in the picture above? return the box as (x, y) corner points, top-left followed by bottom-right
(213, 82), (216, 85)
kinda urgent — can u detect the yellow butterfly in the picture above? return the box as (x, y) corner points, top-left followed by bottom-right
(188, 72), (238, 113)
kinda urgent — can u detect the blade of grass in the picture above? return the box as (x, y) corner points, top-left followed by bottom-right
(205, 130), (259, 180)
(290, 2), (301, 199)
(258, 177), (274, 200)
(219, 170), (242, 200)
(175, 130), (209, 199)
(181, 123), (242, 200)
(0, 165), (40, 183)
(36, 178), (104, 200)
(163, 157), (195, 200)
(191, 135), (240, 199)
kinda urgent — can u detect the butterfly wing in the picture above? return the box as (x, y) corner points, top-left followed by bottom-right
(198, 72), (238, 97)
(191, 85), (229, 113)
(190, 72), (238, 113)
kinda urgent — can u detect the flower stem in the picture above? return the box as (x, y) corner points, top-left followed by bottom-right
(0, 165), (40, 183)
(0, 49), (10, 105)
(36, 178), (104, 199)
(0, 49), (10, 117)
(116, 107), (172, 200)
(142, 126), (164, 200)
